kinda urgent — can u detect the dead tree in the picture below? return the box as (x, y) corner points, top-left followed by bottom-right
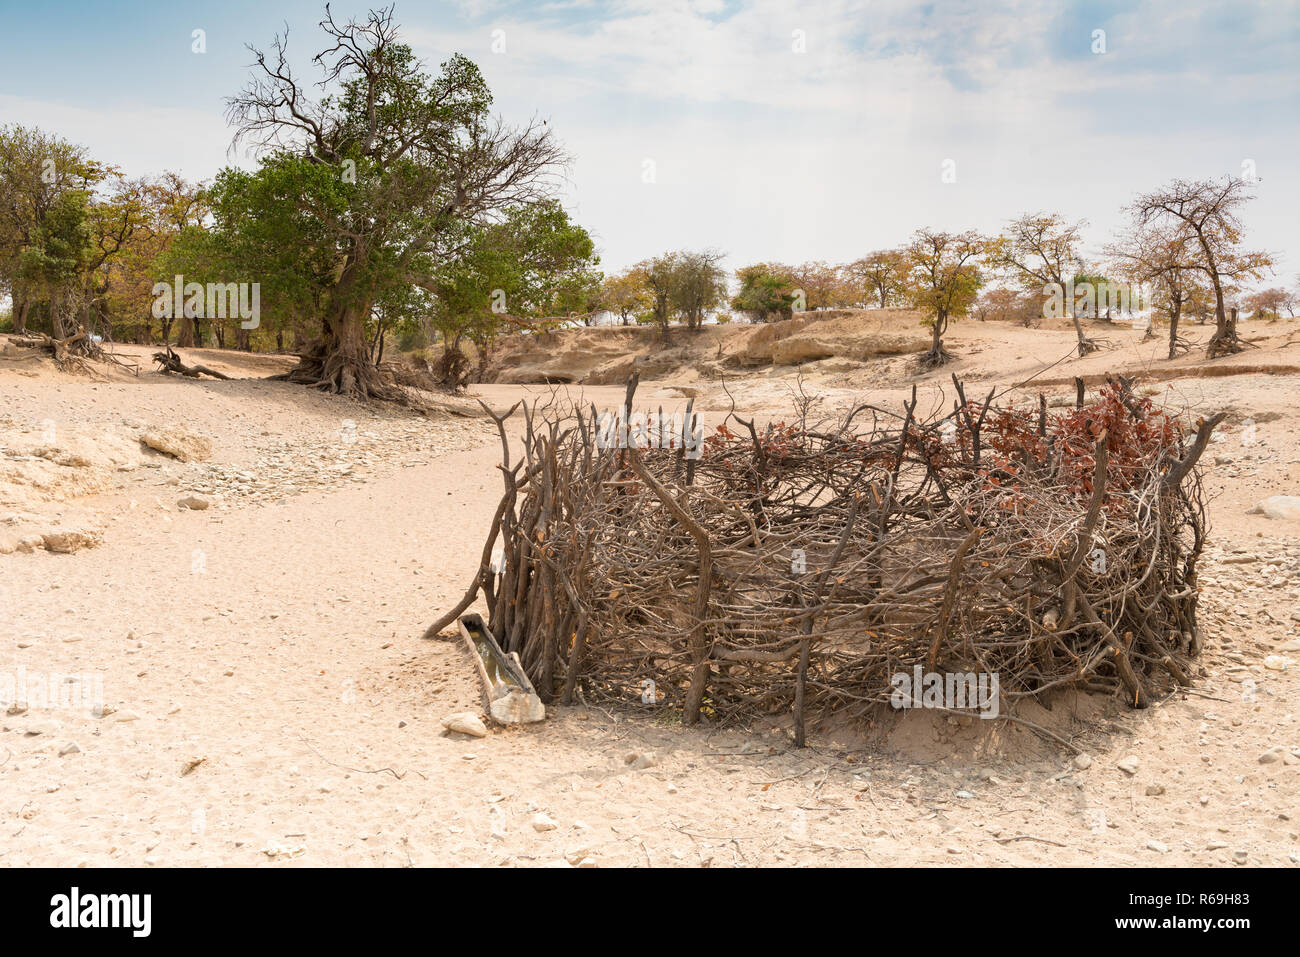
(152, 345), (232, 380)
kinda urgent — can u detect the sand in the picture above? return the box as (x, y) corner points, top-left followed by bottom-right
(1, 319), (1297, 867)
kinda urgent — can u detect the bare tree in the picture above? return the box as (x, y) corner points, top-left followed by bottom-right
(1108, 225), (1200, 359)
(991, 212), (1097, 356)
(1128, 177), (1273, 358)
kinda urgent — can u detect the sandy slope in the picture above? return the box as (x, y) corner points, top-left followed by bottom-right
(0, 326), (1297, 867)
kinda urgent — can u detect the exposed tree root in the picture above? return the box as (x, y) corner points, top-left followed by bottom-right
(1205, 328), (1253, 360)
(918, 344), (955, 368)
(7, 332), (95, 375)
(1076, 335), (1101, 357)
(269, 341), (406, 402)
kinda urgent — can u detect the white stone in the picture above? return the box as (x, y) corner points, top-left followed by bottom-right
(441, 712), (488, 738)
(1247, 496), (1300, 521)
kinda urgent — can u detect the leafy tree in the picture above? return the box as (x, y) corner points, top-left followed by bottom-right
(670, 249), (728, 331)
(973, 286), (1040, 326)
(731, 262), (797, 323)
(990, 212), (1096, 356)
(636, 252), (680, 337)
(785, 260), (848, 311)
(429, 199), (598, 380)
(225, 5), (566, 398)
(600, 267), (651, 326)
(0, 125), (108, 336)
(1242, 287), (1292, 320)
(901, 228), (986, 367)
(848, 250), (907, 308)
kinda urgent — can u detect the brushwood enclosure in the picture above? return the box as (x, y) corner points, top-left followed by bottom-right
(430, 375), (1222, 743)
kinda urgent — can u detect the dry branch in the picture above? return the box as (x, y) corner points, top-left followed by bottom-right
(427, 377), (1220, 739)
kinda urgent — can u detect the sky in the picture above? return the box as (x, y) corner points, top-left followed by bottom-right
(1, 0), (1296, 279)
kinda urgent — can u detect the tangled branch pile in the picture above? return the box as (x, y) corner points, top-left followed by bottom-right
(5, 331), (139, 377)
(429, 376), (1222, 739)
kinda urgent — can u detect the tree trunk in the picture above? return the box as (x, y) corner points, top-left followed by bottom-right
(1070, 314), (1098, 357)
(14, 298), (30, 335)
(276, 304), (396, 398)
(921, 311), (951, 367)
(1168, 299), (1181, 360)
(177, 315), (195, 347)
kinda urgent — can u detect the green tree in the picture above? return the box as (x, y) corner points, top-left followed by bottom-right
(902, 228), (986, 367)
(670, 249), (727, 331)
(225, 5), (566, 398)
(731, 263), (797, 323)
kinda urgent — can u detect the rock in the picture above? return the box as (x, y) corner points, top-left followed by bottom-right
(576, 857), (598, 868)
(41, 526), (103, 553)
(623, 750), (659, 770)
(177, 495), (210, 511)
(25, 720), (59, 736)
(140, 425), (213, 463)
(1145, 784), (1165, 796)
(532, 813), (558, 832)
(113, 710), (141, 722)
(1259, 747), (1283, 764)
(58, 741), (81, 756)
(488, 691), (545, 725)
(1247, 495), (1300, 521)
(1073, 753), (1093, 770)
(1117, 755), (1140, 775)
(1232, 850), (1248, 865)
(564, 845), (591, 865)
(1146, 841), (1169, 854)
(1262, 656), (1289, 672)
(441, 712), (488, 738)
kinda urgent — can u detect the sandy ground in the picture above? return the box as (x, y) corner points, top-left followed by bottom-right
(1, 321), (1298, 867)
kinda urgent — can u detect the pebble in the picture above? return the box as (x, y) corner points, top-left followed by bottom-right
(442, 712), (488, 738)
(1145, 784), (1166, 796)
(1147, 840), (1169, 853)
(532, 813), (558, 832)
(58, 741), (81, 756)
(1117, 755), (1140, 775)
(1073, 753), (1093, 770)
